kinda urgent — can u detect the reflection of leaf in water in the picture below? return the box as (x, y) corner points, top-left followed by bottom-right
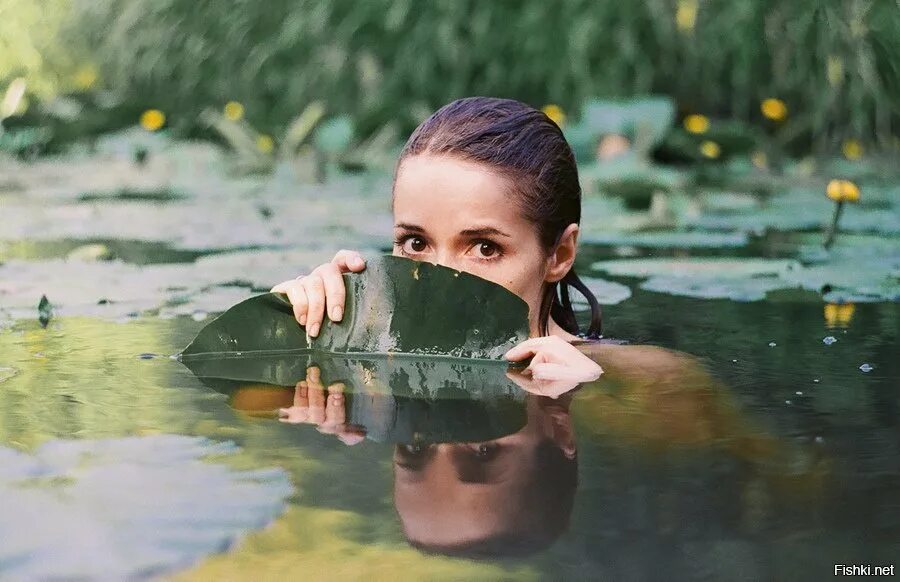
(189, 355), (528, 444)
(180, 255), (530, 361)
(0, 435), (292, 580)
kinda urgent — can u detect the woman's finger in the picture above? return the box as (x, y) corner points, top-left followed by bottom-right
(332, 250), (367, 273)
(302, 274), (326, 337)
(293, 381), (309, 407)
(503, 337), (552, 361)
(317, 263), (347, 322)
(307, 385), (326, 425)
(324, 383), (347, 427)
(285, 284), (309, 326)
(336, 430), (366, 446)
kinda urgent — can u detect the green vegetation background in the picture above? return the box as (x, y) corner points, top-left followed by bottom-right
(3, 0), (898, 150)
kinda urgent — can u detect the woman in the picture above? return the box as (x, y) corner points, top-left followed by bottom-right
(273, 96), (604, 383)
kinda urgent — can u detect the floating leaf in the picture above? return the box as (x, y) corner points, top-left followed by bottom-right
(591, 253), (900, 303)
(592, 258), (800, 279)
(179, 255), (530, 361)
(581, 231), (748, 249)
(573, 277), (632, 306)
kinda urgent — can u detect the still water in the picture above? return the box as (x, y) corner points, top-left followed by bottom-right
(0, 288), (897, 581)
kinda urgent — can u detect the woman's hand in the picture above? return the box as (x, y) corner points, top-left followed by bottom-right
(278, 366), (367, 446)
(270, 249), (366, 337)
(504, 336), (603, 396)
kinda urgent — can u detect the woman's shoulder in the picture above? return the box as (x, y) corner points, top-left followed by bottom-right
(572, 338), (708, 379)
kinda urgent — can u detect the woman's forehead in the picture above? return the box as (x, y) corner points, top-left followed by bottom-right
(393, 155), (526, 229)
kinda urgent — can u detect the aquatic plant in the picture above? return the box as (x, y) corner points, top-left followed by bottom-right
(823, 179), (860, 249)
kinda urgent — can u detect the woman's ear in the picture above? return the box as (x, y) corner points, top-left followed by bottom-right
(545, 223), (579, 283)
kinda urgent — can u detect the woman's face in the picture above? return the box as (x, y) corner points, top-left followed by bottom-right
(392, 154), (576, 335)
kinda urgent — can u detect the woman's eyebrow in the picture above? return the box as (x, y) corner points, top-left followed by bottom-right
(394, 223), (425, 232)
(459, 226), (511, 238)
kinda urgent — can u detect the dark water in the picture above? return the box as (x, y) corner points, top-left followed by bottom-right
(0, 289), (897, 581)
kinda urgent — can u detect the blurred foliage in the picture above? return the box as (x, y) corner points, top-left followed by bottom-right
(0, 0), (87, 98)
(13, 0), (887, 152)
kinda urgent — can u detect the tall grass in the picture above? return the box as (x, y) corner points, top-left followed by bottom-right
(62, 0), (900, 150)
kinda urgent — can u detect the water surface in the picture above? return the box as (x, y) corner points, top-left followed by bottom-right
(1, 290), (896, 580)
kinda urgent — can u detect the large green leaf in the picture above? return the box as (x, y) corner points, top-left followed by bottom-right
(179, 255), (530, 360)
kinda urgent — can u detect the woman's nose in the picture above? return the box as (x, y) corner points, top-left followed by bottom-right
(429, 252), (459, 272)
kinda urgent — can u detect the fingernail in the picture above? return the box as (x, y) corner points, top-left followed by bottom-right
(309, 323), (320, 337)
(332, 306), (343, 321)
(299, 315), (307, 326)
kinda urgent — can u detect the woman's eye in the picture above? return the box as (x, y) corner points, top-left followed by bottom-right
(410, 237), (426, 252)
(473, 241), (500, 259)
(402, 443), (431, 456)
(396, 236), (426, 254)
(473, 443), (500, 459)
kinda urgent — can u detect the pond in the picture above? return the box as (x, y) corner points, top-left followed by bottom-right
(1, 281), (896, 580)
(2, 140), (898, 579)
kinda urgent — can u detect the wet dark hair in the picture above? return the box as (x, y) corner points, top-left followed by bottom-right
(405, 438), (578, 559)
(393, 96), (602, 338)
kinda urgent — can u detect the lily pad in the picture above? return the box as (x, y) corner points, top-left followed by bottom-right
(591, 258), (801, 279)
(591, 254), (900, 303)
(573, 276), (632, 306)
(581, 231), (749, 249)
(179, 255), (530, 361)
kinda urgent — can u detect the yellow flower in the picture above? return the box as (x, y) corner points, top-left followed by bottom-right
(761, 98), (788, 121)
(827, 56), (844, 88)
(826, 179), (860, 203)
(74, 65), (98, 90)
(683, 114), (709, 134)
(256, 134), (275, 154)
(541, 104), (566, 126)
(139, 109), (166, 132)
(676, 0), (698, 32)
(751, 151), (767, 169)
(842, 139), (863, 160)
(700, 140), (721, 159)
(824, 302), (855, 328)
(224, 101), (245, 122)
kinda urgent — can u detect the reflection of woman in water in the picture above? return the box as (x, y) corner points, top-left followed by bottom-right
(273, 96), (605, 383)
(272, 364), (580, 557)
(393, 394), (577, 558)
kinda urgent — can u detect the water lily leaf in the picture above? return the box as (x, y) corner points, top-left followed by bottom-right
(179, 255), (530, 361)
(573, 276), (632, 306)
(591, 253), (900, 303)
(640, 275), (788, 302)
(592, 258), (801, 279)
(581, 231), (749, 249)
(313, 115), (354, 154)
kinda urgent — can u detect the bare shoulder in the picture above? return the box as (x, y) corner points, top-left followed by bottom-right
(575, 342), (710, 383)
